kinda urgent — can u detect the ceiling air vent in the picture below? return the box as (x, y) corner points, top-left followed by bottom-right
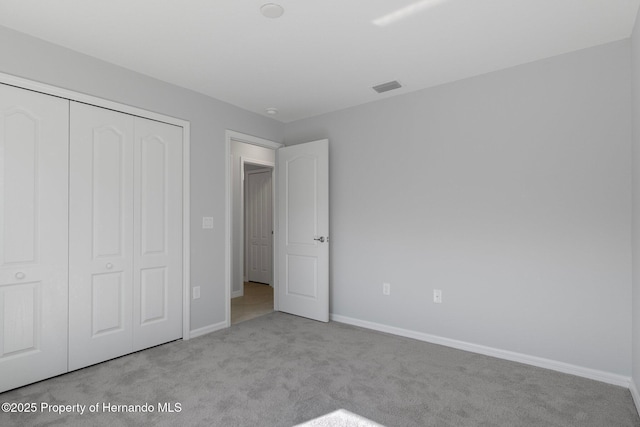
(372, 80), (402, 94)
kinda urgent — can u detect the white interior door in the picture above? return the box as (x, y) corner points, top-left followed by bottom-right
(132, 117), (183, 351)
(247, 169), (272, 285)
(0, 84), (69, 392)
(69, 102), (135, 371)
(277, 139), (329, 322)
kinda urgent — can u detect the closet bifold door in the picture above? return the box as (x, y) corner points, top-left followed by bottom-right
(69, 103), (183, 371)
(0, 84), (69, 392)
(69, 102), (135, 371)
(132, 117), (183, 351)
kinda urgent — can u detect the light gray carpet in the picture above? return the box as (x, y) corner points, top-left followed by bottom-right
(1, 312), (638, 426)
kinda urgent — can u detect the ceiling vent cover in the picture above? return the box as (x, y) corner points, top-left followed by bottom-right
(372, 80), (402, 93)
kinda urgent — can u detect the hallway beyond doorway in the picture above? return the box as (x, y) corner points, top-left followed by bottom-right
(231, 282), (274, 325)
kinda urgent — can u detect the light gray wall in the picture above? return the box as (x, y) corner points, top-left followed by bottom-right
(285, 41), (633, 375)
(2, 23), (635, 378)
(230, 140), (275, 296)
(0, 26), (285, 331)
(631, 7), (640, 390)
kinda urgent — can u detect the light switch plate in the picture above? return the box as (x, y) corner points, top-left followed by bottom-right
(202, 216), (214, 229)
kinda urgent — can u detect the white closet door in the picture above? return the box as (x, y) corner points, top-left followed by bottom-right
(69, 102), (135, 371)
(132, 117), (182, 351)
(0, 84), (69, 392)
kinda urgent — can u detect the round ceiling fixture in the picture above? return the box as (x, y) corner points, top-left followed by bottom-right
(260, 3), (284, 19)
(265, 107), (279, 115)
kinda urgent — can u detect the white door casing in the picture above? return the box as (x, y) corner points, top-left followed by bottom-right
(246, 169), (272, 285)
(68, 103), (136, 371)
(132, 117), (183, 351)
(0, 84), (70, 392)
(277, 139), (329, 322)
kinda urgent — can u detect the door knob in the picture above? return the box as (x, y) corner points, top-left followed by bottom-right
(15, 272), (25, 280)
(106, 263), (113, 270)
(313, 236), (325, 243)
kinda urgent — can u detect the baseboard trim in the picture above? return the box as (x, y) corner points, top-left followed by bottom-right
(231, 290), (243, 298)
(188, 320), (228, 339)
(630, 379), (640, 416)
(330, 314), (631, 388)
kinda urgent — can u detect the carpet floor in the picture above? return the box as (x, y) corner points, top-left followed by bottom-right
(1, 312), (638, 426)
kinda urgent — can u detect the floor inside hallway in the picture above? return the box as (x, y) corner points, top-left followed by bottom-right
(231, 281), (274, 325)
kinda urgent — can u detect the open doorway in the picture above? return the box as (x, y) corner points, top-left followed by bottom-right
(226, 131), (330, 325)
(226, 131), (282, 326)
(232, 163), (274, 324)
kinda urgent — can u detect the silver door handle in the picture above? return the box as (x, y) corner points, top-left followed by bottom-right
(314, 236), (325, 243)
(15, 272), (25, 280)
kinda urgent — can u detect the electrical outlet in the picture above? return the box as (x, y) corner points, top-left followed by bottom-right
(202, 216), (214, 229)
(193, 286), (201, 299)
(433, 289), (442, 304)
(383, 282), (391, 296)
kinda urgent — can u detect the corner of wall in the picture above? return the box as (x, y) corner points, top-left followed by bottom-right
(188, 320), (228, 339)
(630, 379), (640, 416)
(631, 2), (640, 418)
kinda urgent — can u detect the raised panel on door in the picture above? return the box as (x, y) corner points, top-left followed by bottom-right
(277, 140), (329, 322)
(69, 102), (134, 371)
(132, 117), (182, 351)
(0, 84), (69, 392)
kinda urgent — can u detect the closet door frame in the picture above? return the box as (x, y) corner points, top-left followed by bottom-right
(0, 72), (192, 340)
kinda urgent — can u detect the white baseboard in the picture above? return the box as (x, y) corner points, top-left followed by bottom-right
(630, 379), (640, 416)
(188, 320), (228, 339)
(330, 314), (631, 388)
(231, 289), (243, 298)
